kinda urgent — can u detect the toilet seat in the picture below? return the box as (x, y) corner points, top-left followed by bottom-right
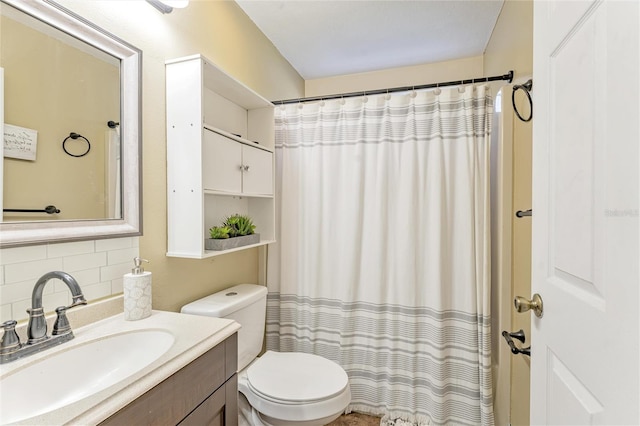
(238, 351), (351, 424)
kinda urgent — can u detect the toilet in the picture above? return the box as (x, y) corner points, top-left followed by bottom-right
(181, 284), (351, 426)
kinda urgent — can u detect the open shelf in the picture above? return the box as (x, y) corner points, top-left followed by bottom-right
(166, 54), (275, 259)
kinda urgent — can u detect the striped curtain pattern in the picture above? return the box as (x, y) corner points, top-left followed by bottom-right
(267, 86), (494, 425)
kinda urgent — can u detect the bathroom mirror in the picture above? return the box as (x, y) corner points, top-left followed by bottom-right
(0, 0), (142, 247)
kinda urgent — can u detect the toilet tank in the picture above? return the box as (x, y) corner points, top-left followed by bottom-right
(181, 284), (268, 371)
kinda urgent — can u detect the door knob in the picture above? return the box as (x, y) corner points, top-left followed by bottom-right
(514, 293), (543, 317)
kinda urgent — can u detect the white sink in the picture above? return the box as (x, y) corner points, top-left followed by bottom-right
(0, 329), (175, 424)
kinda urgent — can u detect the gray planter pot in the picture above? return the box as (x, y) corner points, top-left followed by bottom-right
(205, 233), (260, 251)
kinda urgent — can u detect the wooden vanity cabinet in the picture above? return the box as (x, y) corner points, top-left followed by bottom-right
(100, 333), (238, 426)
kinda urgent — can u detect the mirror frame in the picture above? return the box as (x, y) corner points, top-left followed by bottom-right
(0, 0), (142, 247)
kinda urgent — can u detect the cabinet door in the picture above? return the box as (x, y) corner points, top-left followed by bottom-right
(99, 341), (229, 425)
(178, 377), (238, 426)
(203, 130), (242, 193)
(242, 145), (273, 196)
(178, 382), (226, 426)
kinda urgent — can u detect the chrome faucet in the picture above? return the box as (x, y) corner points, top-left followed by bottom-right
(0, 271), (87, 363)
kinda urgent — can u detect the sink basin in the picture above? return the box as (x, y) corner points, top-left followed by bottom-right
(0, 329), (175, 424)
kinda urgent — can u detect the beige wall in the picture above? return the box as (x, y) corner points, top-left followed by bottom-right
(305, 55), (483, 98)
(484, 1), (534, 425)
(43, 0), (305, 313)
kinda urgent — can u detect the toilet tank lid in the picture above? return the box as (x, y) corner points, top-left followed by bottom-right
(180, 284), (267, 317)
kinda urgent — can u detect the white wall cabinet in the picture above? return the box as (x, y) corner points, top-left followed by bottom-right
(202, 129), (273, 196)
(166, 55), (275, 258)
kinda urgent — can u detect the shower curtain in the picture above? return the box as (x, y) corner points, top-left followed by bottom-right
(266, 86), (494, 426)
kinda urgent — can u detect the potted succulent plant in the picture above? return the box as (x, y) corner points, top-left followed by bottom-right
(205, 214), (260, 251)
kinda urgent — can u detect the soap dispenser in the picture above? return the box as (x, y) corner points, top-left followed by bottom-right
(123, 257), (152, 321)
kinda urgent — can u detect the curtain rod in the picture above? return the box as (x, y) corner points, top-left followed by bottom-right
(272, 70), (514, 105)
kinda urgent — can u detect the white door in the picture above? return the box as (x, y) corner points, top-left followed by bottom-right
(531, 1), (639, 424)
(242, 145), (273, 196)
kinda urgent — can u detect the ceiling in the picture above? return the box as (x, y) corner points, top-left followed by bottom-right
(235, 0), (505, 80)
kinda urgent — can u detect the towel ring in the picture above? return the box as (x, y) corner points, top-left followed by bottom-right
(62, 132), (91, 157)
(512, 79), (533, 122)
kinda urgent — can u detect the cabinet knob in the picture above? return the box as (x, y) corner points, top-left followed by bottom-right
(243, 165), (250, 172)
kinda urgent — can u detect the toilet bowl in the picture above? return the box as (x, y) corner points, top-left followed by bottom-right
(181, 284), (351, 426)
(239, 351), (350, 426)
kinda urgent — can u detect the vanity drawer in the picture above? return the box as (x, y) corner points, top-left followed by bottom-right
(100, 333), (238, 425)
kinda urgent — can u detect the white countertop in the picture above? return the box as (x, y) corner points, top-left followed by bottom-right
(0, 310), (240, 425)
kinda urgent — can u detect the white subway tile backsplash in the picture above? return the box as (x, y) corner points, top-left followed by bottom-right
(41, 291), (72, 312)
(111, 277), (124, 294)
(11, 299), (32, 321)
(1, 237), (139, 322)
(1, 279), (53, 302)
(4, 258), (63, 284)
(100, 262), (132, 282)
(95, 237), (134, 252)
(47, 241), (95, 258)
(82, 281), (113, 301)
(0, 245), (47, 265)
(107, 247), (138, 266)
(0, 303), (12, 323)
(51, 278), (68, 294)
(68, 269), (101, 287)
(63, 252), (107, 272)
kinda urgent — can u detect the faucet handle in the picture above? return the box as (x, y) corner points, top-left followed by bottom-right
(52, 306), (72, 336)
(50, 296), (87, 337)
(0, 320), (22, 354)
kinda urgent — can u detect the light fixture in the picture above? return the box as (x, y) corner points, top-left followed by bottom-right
(146, 0), (189, 14)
